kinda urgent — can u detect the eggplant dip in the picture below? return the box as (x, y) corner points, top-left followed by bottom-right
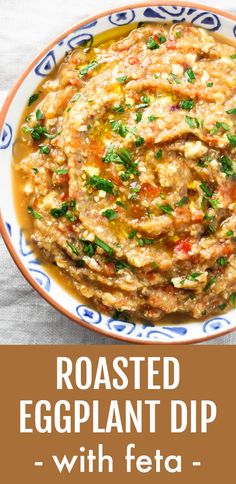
(14, 23), (236, 322)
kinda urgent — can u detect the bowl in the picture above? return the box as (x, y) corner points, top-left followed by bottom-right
(1, 1), (236, 344)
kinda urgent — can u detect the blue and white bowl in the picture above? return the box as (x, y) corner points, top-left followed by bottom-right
(1, 2), (236, 344)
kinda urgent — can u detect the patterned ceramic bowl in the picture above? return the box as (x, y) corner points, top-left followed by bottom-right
(1, 2), (236, 344)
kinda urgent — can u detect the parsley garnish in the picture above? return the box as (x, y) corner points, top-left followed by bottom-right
(204, 276), (217, 292)
(226, 230), (233, 237)
(113, 104), (125, 113)
(200, 181), (213, 197)
(185, 116), (199, 129)
(179, 99), (194, 111)
(36, 109), (43, 121)
(55, 169), (68, 175)
(219, 156), (234, 177)
(135, 135), (145, 147)
(169, 73), (181, 85)
(95, 236), (114, 256)
(50, 202), (69, 218)
(89, 176), (114, 194)
(147, 37), (159, 50)
(227, 134), (236, 147)
(219, 302), (227, 311)
(158, 33), (166, 44)
(128, 229), (138, 240)
(76, 259), (85, 268)
(32, 168), (39, 174)
(148, 115), (158, 122)
(27, 206), (42, 219)
(79, 60), (99, 77)
(184, 68), (196, 83)
(138, 238), (154, 246)
(80, 239), (96, 257)
(229, 292), (236, 307)
(207, 82), (213, 87)
(116, 75), (128, 83)
(116, 200), (126, 209)
(175, 196), (189, 207)
(210, 121), (230, 135)
(110, 120), (128, 138)
(102, 209), (117, 221)
(113, 260), (130, 272)
(39, 144), (50, 155)
(28, 92), (40, 106)
(136, 112), (142, 123)
(230, 53), (236, 59)
(155, 149), (163, 159)
(217, 256), (228, 267)
(157, 203), (174, 215)
(226, 108), (236, 115)
(67, 242), (79, 256)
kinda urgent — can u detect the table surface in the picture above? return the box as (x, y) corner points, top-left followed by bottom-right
(0, 0), (236, 344)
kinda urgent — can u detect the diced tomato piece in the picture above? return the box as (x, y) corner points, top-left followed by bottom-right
(222, 244), (234, 256)
(58, 174), (69, 184)
(174, 239), (192, 255)
(140, 183), (160, 199)
(105, 262), (116, 277)
(129, 56), (139, 65)
(60, 192), (67, 202)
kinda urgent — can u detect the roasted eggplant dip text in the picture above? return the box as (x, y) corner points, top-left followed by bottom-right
(14, 23), (236, 322)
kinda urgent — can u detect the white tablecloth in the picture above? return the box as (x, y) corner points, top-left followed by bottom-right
(0, 0), (236, 344)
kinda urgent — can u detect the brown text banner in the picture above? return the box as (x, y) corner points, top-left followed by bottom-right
(0, 345), (235, 483)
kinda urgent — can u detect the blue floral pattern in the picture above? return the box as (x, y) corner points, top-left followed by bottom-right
(1, 4), (236, 342)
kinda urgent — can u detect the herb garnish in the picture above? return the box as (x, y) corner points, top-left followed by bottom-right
(36, 109), (43, 121)
(226, 108), (236, 115)
(39, 145), (50, 155)
(207, 82), (213, 87)
(175, 196), (189, 207)
(32, 168), (39, 174)
(89, 175), (114, 194)
(157, 203), (174, 215)
(28, 92), (40, 106)
(23, 125), (61, 141)
(113, 104), (125, 113)
(135, 135), (145, 147)
(226, 230), (234, 237)
(155, 149), (163, 159)
(217, 256), (228, 267)
(227, 134), (236, 147)
(200, 181), (213, 197)
(80, 239), (96, 257)
(169, 73), (181, 85)
(116, 75), (128, 84)
(102, 209), (117, 221)
(185, 116), (199, 129)
(128, 229), (138, 240)
(179, 99), (194, 111)
(204, 276), (217, 291)
(158, 33), (166, 44)
(136, 112), (142, 123)
(110, 120), (128, 138)
(95, 236), (114, 256)
(210, 121), (230, 135)
(51, 202), (69, 218)
(184, 68), (196, 83)
(79, 60), (99, 77)
(229, 292), (236, 307)
(27, 206), (42, 219)
(138, 238), (154, 246)
(147, 37), (159, 50)
(148, 115), (158, 122)
(67, 242), (79, 256)
(219, 155), (234, 177)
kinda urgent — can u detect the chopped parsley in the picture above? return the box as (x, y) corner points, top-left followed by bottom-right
(179, 99), (194, 111)
(50, 202), (69, 218)
(36, 109), (43, 121)
(103, 145), (138, 178)
(27, 206), (42, 219)
(102, 209), (117, 221)
(79, 60), (99, 77)
(200, 181), (213, 197)
(226, 108), (236, 115)
(229, 292), (236, 307)
(136, 112), (142, 123)
(113, 260), (130, 272)
(230, 53), (236, 59)
(184, 68), (196, 83)
(110, 120), (128, 138)
(157, 203), (174, 215)
(154, 73), (160, 79)
(95, 236), (114, 256)
(135, 135), (145, 147)
(210, 121), (230, 135)
(67, 242), (79, 256)
(55, 169), (68, 175)
(136, 96), (150, 109)
(151, 262), (159, 269)
(155, 149), (163, 159)
(175, 31), (181, 38)
(147, 37), (159, 50)
(219, 155), (234, 177)
(207, 82), (213, 87)
(128, 229), (138, 240)
(217, 256), (228, 267)
(158, 33), (166, 44)
(113, 104), (125, 113)
(23, 125), (61, 141)
(28, 92), (40, 106)
(227, 134), (236, 147)
(138, 238), (154, 246)
(219, 302), (227, 311)
(32, 168), (39, 174)
(70, 93), (81, 103)
(116, 75), (128, 83)
(175, 196), (189, 207)
(148, 115), (158, 122)
(185, 116), (199, 129)
(203, 276), (217, 292)
(226, 230), (234, 237)
(186, 272), (202, 282)
(89, 175), (114, 194)
(80, 239), (96, 257)
(169, 73), (181, 85)
(116, 200), (126, 209)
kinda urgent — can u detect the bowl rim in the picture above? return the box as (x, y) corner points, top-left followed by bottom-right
(1, 0), (236, 345)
